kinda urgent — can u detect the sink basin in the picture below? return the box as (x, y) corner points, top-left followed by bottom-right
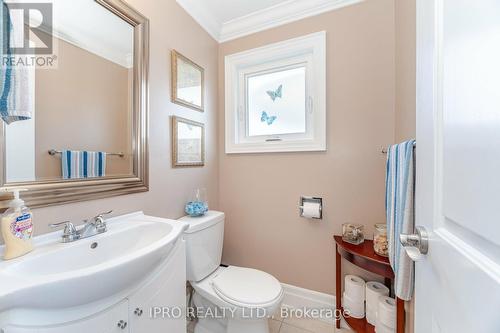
(0, 212), (187, 311)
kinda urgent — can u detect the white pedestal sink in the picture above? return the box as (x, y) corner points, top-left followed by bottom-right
(0, 212), (188, 333)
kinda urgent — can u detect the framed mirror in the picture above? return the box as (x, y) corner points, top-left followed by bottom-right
(171, 50), (204, 112)
(171, 116), (205, 167)
(0, 0), (149, 208)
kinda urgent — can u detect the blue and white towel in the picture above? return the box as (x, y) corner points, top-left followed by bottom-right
(62, 151), (107, 179)
(385, 139), (416, 301)
(0, 0), (34, 125)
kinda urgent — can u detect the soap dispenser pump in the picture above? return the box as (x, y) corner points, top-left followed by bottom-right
(1, 189), (34, 260)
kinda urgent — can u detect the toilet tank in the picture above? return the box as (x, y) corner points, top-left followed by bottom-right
(180, 211), (225, 282)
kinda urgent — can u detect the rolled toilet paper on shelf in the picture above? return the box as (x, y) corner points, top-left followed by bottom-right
(377, 296), (396, 329)
(301, 201), (321, 218)
(343, 292), (365, 319)
(344, 275), (366, 302)
(366, 281), (390, 311)
(366, 307), (377, 326)
(375, 319), (396, 333)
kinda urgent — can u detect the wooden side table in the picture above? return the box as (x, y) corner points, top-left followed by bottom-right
(334, 235), (405, 333)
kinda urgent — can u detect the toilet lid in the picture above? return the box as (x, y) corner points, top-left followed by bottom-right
(211, 266), (283, 307)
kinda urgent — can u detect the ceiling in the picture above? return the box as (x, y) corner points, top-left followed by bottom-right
(207, 0), (289, 24)
(176, 0), (364, 43)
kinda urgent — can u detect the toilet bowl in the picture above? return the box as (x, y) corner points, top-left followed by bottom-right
(180, 211), (284, 333)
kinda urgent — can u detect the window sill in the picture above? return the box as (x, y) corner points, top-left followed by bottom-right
(225, 140), (326, 154)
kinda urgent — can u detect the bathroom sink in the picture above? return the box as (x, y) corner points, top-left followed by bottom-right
(0, 212), (187, 311)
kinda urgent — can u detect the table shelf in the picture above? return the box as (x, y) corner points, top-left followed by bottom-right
(334, 236), (404, 333)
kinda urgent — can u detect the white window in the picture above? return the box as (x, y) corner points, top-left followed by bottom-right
(225, 31), (326, 154)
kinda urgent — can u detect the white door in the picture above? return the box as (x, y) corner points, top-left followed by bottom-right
(415, 0), (500, 332)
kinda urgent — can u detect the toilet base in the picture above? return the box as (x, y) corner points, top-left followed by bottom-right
(194, 317), (270, 333)
(193, 292), (272, 333)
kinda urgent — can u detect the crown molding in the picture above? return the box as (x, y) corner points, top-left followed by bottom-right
(177, 0), (364, 43)
(176, 0), (221, 41)
(219, 0), (364, 43)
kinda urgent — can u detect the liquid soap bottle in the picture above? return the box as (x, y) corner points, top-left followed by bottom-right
(1, 189), (34, 260)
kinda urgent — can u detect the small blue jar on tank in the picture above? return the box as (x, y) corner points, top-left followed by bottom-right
(185, 201), (208, 217)
(185, 188), (208, 217)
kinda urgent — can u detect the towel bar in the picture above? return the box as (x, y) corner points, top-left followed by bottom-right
(48, 149), (125, 157)
(381, 142), (416, 154)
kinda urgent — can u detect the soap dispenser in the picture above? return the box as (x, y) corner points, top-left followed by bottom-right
(1, 189), (34, 260)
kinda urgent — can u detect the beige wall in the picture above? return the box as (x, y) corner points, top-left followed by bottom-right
(395, 0), (416, 142)
(1, 0), (219, 239)
(218, 0), (396, 295)
(35, 37), (132, 179)
(395, 1), (416, 332)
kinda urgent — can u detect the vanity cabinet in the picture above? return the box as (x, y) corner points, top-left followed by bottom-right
(128, 239), (187, 333)
(2, 300), (130, 333)
(1, 240), (186, 333)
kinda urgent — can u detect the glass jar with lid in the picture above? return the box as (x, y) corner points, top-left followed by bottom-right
(373, 223), (389, 257)
(342, 223), (365, 245)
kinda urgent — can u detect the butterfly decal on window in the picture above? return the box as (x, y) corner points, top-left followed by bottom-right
(261, 111), (277, 125)
(266, 84), (283, 102)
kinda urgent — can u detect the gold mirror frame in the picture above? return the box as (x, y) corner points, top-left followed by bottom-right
(0, 0), (150, 208)
(171, 116), (205, 168)
(171, 50), (205, 112)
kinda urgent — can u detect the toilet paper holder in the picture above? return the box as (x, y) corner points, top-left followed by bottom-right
(299, 196), (323, 219)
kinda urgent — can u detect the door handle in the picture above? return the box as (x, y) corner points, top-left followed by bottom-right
(400, 226), (429, 255)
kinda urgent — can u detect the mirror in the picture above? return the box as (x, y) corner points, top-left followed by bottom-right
(171, 50), (204, 112)
(0, 0), (149, 207)
(171, 116), (205, 167)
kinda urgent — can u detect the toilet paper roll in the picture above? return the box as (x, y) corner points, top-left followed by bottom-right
(366, 281), (390, 312)
(375, 319), (396, 333)
(302, 201), (321, 218)
(377, 296), (396, 329)
(343, 292), (365, 319)
(366, 307), (377, 326)
(344, 275), (366, 302)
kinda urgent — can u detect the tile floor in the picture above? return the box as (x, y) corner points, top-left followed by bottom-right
(187, 317), (355, 333)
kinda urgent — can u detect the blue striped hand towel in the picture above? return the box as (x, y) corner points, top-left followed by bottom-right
(62, 151), (107, 179)
(385, 139), (416, 301)
(0, 1), (34, 125)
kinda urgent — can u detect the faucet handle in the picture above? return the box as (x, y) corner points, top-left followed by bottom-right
(49, 221), (77, 236)
(95, 210), (113, 219)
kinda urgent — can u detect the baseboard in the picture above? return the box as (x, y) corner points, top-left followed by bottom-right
(281, 283), (335, 310)
(280, 283), (352, 328)
(280, 283), (336, 324)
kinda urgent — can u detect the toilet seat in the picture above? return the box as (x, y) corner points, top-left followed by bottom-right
(211, 266), (283, 308)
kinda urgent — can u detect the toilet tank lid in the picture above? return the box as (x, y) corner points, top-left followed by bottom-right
(179, 211), (225, 234)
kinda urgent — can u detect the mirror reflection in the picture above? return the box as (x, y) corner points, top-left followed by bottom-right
(4, 0), (135, 183)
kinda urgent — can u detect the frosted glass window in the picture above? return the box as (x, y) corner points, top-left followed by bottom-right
(247, 66), (306, 137)
(224, 31), (326, 153)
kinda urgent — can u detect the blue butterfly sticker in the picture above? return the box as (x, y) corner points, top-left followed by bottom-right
(266, 84), (283, 102)
(261, 111), (277, 125)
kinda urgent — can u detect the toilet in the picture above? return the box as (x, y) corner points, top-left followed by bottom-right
(180, 211), (284, 333)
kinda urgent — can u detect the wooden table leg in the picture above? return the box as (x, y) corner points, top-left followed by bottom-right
(335, 244), (341, 329)
(396, 297), (405, 333)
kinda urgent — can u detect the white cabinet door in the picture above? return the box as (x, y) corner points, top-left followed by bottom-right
(2, 300), (129, 333)
(128, 240), (186, 333)
(415, 0), (500, 332)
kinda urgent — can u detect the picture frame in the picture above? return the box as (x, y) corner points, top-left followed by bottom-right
(171, 116), (205, 167)
(171, 50), (205, 112)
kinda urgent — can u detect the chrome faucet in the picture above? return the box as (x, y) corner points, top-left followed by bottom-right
(50, 210), (113, 243)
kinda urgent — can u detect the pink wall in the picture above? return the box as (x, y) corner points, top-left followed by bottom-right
(3, 0), (220, 239)
(35, 36), (132, 179)
(218, 0), (396, 295)
(395, 0), (417, 331)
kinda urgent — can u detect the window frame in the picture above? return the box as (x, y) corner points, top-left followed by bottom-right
(225, 31), (326, 154)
